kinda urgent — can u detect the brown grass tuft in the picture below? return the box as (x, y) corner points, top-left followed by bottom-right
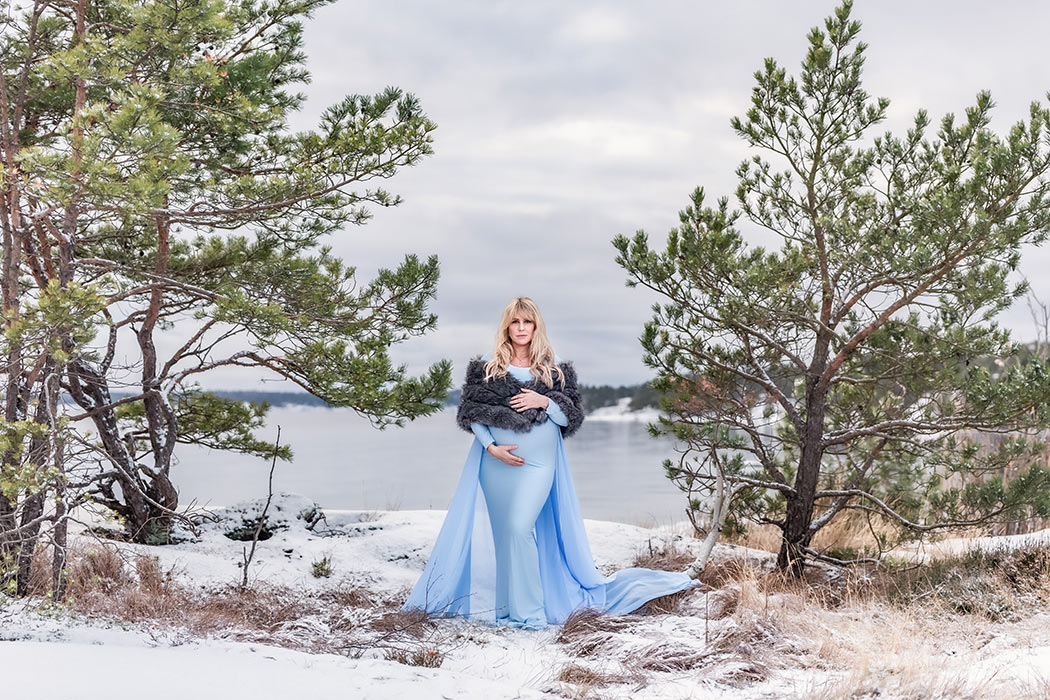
(66, 544), (128, 596)
(631, 537), (695, 572)
(190, 586), (314, 634)
(134, 554), (168, 595)
(26, 544), (58, 596)
(722, 510), (902, 559)
(637, 587), (696, 615)
(556, 607), (640, 658)
(383, 646), (444, 668)
(702, 586), (741, 619)
(631, 642), (709, 672)
(370, 607), (434, 639)
(22, 545), (396, 654)
(697, 557), (760, 587)
(557, 608), (636, 643)
(318, 583), (374, 612)
(556, 663), (620, 687)
(870, 543), (1050, 621)
(708, 611), (780, 659)
(722, 523), (782, 554)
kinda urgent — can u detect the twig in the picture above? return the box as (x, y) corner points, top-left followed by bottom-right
(241, 425), (280, 589)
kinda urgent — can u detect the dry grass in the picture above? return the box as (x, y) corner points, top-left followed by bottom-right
(547, 674), (615, 700)
(556, 607), (639, 657)
(383, 646), (444, 668)
(556, 601), (793, 691)
(23, 532), (1050, 697)
(555, 663), (639, 690)
(554, 541), (1050, 697)
(627, 537), (706, 615)
(638, 588), (695, 615)
(26, 543), (475, 670)
(871, 543), (1050, 620)
(721, 511), (902, 560)
(554, 561), (805, 692)
(370, 607), (434, 639)
(23, 543), (444, 660)
(556, 664), (614, 686)
(785, 601), (1050, 700)
(697, 585), (740, 619)
(722, 523), (783, 554)
(318, 583), (373, 609)
(630, 537), (695, 571)
(688, 554), (856, 612)
(716, 520), (1050, 619)
(631, 641), (711, 672)
(714, 543), (1050, 699)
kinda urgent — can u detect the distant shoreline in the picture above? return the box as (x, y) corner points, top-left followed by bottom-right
(114, 387), (662, 414)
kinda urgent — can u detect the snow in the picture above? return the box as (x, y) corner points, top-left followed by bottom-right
(586, 397), (661, 422)
(4, 493), (1050, 699)
(899, 526), (1050, 561)
(0, 616), (552, 700)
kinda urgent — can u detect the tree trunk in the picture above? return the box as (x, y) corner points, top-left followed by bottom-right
(51, 419), (68, 599)
(777, 438), (824, 575)
(688, 473), (738, 577)
(66, 359), (154, 532)
(0, 154), (25, 569)
(13, 360), (58, 595)
(135, 209), (179, 540)
(777, 336), (831, 575)
(13, 493), (42, 595)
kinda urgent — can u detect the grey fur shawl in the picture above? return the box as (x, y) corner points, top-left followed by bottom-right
(455, 355), (585, 438)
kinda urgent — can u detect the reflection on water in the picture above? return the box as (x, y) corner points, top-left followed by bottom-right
(173, 406), (690, 527)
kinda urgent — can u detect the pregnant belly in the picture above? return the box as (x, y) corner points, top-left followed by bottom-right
(487, 419), (559, 469)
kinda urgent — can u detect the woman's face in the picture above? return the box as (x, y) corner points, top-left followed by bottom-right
(508, 315), (535, 348)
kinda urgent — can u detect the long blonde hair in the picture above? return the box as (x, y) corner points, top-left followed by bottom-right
(485, 297), (565, 388)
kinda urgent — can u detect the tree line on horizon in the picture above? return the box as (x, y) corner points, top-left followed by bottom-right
(105, 380), (661, 412)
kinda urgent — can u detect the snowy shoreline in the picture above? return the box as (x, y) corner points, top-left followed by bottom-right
(265, 397), (664, 423)
(584, 397), (662, 422)
(4, 494), (1050, 699)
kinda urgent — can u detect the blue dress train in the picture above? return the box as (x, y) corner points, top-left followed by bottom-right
(401, 363), (699, 629)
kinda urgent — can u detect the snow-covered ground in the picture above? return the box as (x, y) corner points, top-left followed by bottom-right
(585, 397), (661, 422)
(3, 494), (1050, 700)
(898, 525), (1050, 561)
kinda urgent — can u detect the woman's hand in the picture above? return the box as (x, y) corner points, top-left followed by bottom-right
(509, 388), (550, 412)
(486, 443), (525, 466)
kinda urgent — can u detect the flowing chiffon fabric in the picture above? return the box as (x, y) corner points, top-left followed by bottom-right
(401, 429), (700, 626)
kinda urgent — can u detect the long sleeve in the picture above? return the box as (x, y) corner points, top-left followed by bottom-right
(544, 398), (568, 427)
(546, 361), (585, 437)
(470, 422), (495, 448)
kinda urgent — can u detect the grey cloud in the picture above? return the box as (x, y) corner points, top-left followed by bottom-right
(252, 0), (1050, 389)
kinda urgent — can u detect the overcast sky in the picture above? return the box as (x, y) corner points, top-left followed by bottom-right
(226, 0), (1050, 387)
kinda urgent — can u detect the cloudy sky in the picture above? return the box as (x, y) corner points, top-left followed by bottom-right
(262, 0), (1050, 387)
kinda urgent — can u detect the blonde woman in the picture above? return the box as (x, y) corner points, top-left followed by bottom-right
(402, 297), (698, 629)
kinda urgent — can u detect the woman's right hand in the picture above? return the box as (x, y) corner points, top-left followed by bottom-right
(486, 443), (524, 467)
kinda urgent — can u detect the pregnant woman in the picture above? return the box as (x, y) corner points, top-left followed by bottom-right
(401, 297), (700, 629)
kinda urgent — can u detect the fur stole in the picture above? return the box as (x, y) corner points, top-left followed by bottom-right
(455, 355), (585, 438)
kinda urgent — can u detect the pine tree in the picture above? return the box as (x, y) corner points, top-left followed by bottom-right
(1, 0), (450, 583)
(614, 1), (1050, 574)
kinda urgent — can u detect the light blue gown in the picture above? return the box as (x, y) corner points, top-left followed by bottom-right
(470, 364), (568, 628)
(401, 361), (700, 629)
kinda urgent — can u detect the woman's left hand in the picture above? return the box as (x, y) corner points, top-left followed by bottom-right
(509, 388), (550, 412)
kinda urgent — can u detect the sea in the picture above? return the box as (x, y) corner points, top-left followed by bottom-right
(172, 403), (691, 528)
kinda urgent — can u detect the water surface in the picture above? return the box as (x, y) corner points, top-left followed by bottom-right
(173, 406), (690, 527)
